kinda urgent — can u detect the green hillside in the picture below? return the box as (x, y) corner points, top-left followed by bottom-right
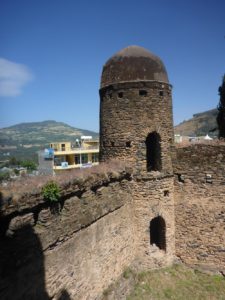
(174, 108), (218, 136)
(0, 107), (219, 163)
(0, 120), (98, 162)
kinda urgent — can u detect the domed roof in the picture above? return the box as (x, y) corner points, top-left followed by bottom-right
(100, 45), (169, 88)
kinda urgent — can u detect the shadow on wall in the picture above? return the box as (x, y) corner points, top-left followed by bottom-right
(58, 290), (72, 300)
(0, 218), (71, 299)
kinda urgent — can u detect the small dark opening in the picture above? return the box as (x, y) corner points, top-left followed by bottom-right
(150, 216), (166, 250)
(139, 90), (147, 96)
(118, 92), (123, 98)
(159, 91), (164, 96)
(145, 132), (162, 172)
(109, 93), (112, 99)
(178, 174), (185, 183)
(111, 141), (115, 147)
(126, 141), (131, 148)
(164, 190), (169, 197)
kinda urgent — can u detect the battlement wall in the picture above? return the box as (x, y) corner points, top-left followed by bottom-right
(174, 144), (225, 272)
(0, 169), (135, 300)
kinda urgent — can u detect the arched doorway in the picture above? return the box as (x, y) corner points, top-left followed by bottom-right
(145, 132), (162, 171)
(150, 216), (166, 250)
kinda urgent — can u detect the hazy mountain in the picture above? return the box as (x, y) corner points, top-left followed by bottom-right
(174, 108), (218, 136)
(0, 120), (98, 161)
(0, 108), (219, 162)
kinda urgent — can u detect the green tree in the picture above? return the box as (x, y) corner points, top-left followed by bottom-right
(20, 160), (37, 171)
(217, 74), (225, 138)
(0, 171), (10, 182)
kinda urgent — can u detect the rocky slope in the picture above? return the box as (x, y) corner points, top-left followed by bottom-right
(174, 108), (218, 136)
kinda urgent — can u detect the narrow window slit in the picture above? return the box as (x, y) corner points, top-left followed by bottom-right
(178, 174), (185, 183)
(126, 141), (131, 148)
(139, 90), (147, 96)
(164, 190), (169, 197)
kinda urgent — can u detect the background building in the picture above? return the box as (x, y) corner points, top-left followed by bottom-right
(38, 137), (99, 175)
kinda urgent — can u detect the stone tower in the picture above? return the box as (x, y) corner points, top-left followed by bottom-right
(99, 45), (174, 176)
(99, 46), (175, 269)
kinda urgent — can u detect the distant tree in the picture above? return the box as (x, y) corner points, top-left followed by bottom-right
(20, 160), (37, 171)
(9, 156), (19, 166)
(0, 171), (10, 182)
(217, 74), (225, 138)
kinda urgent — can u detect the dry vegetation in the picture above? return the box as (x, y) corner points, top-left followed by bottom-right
(0, 160), (129, 210)
(103, 264), (225, 300)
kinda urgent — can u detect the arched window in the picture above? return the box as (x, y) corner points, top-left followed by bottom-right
(145, 132), (162, 172)
(150, 216), (166, 250)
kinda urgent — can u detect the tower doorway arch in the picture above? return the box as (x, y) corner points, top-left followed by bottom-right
(145, 132), (162, 171)
(150, 216), (166, 250)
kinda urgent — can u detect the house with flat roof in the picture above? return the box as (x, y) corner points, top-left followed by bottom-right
(38, 137), (99, 175)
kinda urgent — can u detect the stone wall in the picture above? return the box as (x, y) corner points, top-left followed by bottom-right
(99, 81), (174, 175)
(0, 170), (135, 300)
(5, 142), (225, 298)
(132, 175), (175, 270)
(174, 144), (225, 272)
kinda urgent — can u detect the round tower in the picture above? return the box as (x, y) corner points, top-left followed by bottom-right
(100, 46), (175, 269)
(99, 45), (174, 175)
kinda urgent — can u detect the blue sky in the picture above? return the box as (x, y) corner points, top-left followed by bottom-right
(0, 0), (224, 132)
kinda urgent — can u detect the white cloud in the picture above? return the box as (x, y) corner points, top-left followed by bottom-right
(0, 58), (33, 97)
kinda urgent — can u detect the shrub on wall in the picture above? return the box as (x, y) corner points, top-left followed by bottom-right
(41, 181), (60, 202)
